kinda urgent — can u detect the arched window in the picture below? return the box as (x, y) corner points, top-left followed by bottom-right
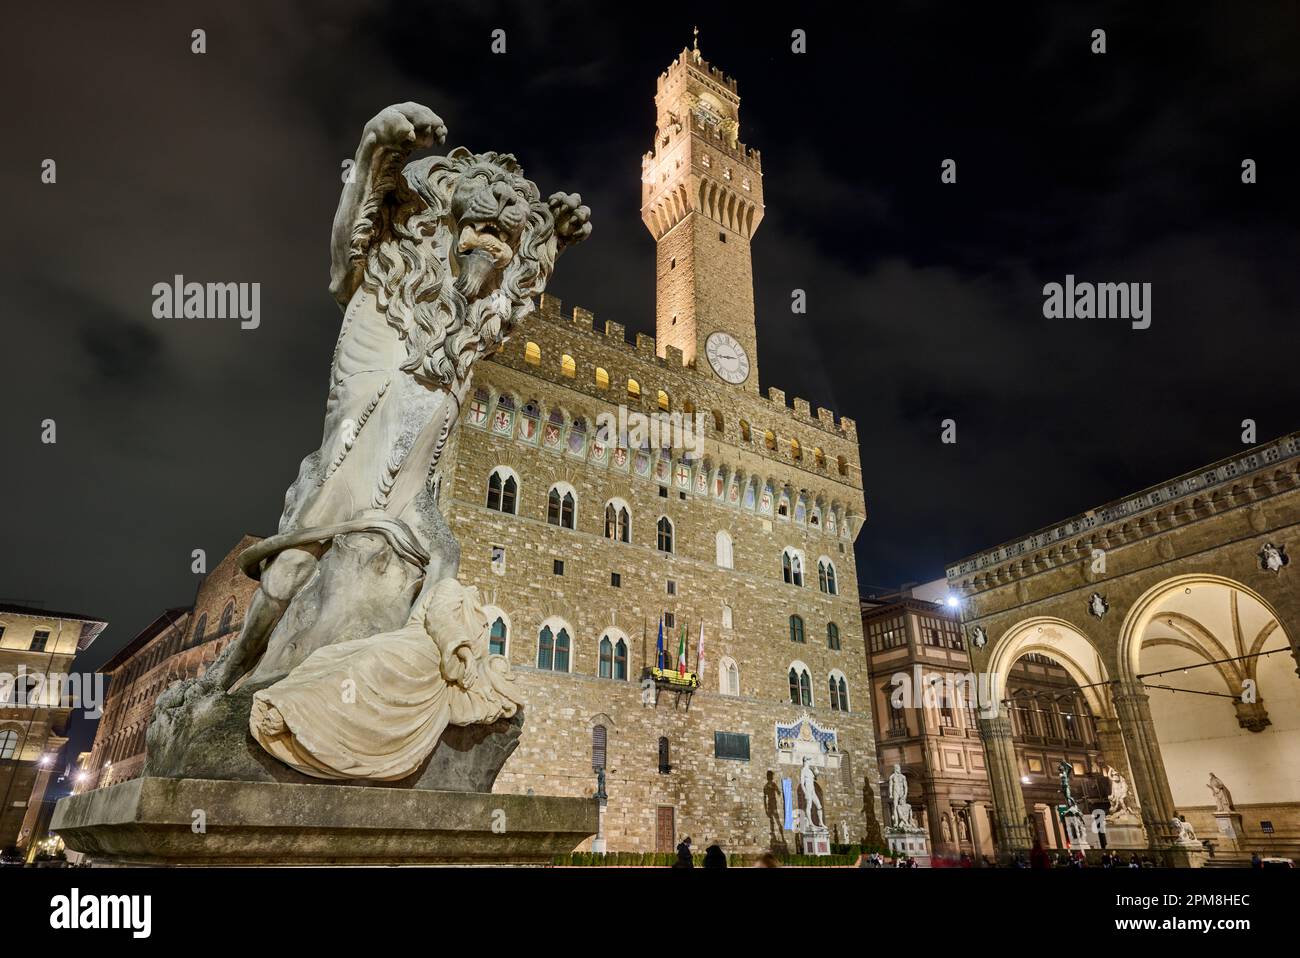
(765, 429), (777, 451)
(782, 549), (804, 587)
(658, 736), (671, 774)
(547, 485), (576, 529)
(719, 657), (740, 696)
(715, 530), (734, 569)
(658, 389), (670, 412)
(598, 633), (629, 680)
(192, 614), (207, 647)
(814, 447), (826, 469)
(827, 621), (841, 650)
(829, 672), (850, 712)
(788, 665), (812, 707)
(791, 438), (802, 460)
(712, 409), (724, 432)
(604, 500), (630, 543)
(486, 468), (518, 514)
(739, 420), (752, 442)
(656, 516), (674, 554)
(627, 378), (641, 400)
(219, 600), (235, 634)
(595, 367), (610, 390)
(614, 637), (628, 680)
(488, 614), (509, 656)
(561, 354), (576, 378)
(592, 724), (607, 770)
(789, 614), (805, 644)
(818, 559), (838, 595)
(837, 455), (847, 476)
(537, 623), (572, 672)
(0, 729), (17, 760)
(524, 341), (541, 365)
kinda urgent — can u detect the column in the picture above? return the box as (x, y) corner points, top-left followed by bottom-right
(1111, 680), (1178, 845)
(978, 714), (1032, 856)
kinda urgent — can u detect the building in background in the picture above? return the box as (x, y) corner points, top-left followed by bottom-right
(0, 604), (106, 854)
(946, 432), (1300, 864)
(863, 589), (1105, 860)
(81, 536), (260, 792)
(430, 42), (877, 853)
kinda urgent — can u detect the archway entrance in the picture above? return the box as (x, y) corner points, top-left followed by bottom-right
(1119, 575), (1300, 861)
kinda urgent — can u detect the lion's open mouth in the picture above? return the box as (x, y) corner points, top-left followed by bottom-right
(457, 222), (514, 267)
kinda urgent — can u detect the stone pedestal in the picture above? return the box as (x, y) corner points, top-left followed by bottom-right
(800, 825), (831, 856)
(1214, 812), (1244, 852)
(51, 776), (597, 865)
(886, 829), (930, 866)
(1101, 820), (1147, 850)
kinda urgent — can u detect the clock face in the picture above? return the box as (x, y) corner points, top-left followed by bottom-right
(705, 331), (750, 384)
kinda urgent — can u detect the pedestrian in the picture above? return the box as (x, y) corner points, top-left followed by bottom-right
(703, 843), (727, 868)
(673, 836), (693, 868)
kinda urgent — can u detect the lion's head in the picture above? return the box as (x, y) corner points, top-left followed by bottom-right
(361, 148), (559, 392)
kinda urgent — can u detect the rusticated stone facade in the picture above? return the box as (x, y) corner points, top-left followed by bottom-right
(432, 45), (879, 854)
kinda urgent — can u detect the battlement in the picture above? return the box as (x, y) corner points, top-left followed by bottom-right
(532, 302), (857, 439)
(660, 46), (739, 96)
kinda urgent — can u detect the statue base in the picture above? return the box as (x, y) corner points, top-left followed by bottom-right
(886, 829), (930, 866)
(799, 825), (831, 856)
(1100, 820), (1146, 850)
(51, 776), (597, 865)
(1213, 812), (1244, 851)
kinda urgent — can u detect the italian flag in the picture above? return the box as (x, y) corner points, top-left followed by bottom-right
(677, 624), (687, 675)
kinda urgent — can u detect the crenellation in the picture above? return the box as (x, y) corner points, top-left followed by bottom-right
(663, 344), (685, 368)
(635, 332), (656, 356)
(793, 397), (811, 419)
(767, 386), (786, 408)
(573, 306), (594, 331)
(839, 416), (857, 440)
(539, 292), (562, 320)
(603, 319), (625, 342)
(817, 407), (834, 428)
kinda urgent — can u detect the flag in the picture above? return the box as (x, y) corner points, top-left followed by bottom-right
(656, 616), (664, 670)
(696, 622), (705, 680)
(677, 623), (687, 675)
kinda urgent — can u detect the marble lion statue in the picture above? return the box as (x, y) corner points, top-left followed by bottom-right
(151, 104), (589, 777)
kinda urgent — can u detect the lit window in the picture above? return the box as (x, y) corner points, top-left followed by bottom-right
(525, 341), (541, 365)
(658, 389), (670, 412)
(627, 378), (641, 400)
(595, 367), (610, 390)
(561, 354), (576, 378)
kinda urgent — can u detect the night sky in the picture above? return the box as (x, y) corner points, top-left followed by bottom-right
(2, 1), (1298, 678)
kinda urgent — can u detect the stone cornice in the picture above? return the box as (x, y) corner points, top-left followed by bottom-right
(947, 431), (1300, 583)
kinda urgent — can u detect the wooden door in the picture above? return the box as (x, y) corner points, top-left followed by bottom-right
(655, 806), (675, 853)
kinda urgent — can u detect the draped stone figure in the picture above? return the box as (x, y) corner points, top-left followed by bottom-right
(148, 102), (590, 782)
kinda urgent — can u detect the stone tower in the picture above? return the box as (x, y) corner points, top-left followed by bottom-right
(641, 38), (765, 392)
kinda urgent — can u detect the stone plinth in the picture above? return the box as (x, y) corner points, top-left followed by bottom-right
(1214, 812), (1244, 851)
(52, 776), (597, 866)
(886, 829), (930, 866)
(1100, 820), (1146, 850)
(800, 825), (831, 856)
